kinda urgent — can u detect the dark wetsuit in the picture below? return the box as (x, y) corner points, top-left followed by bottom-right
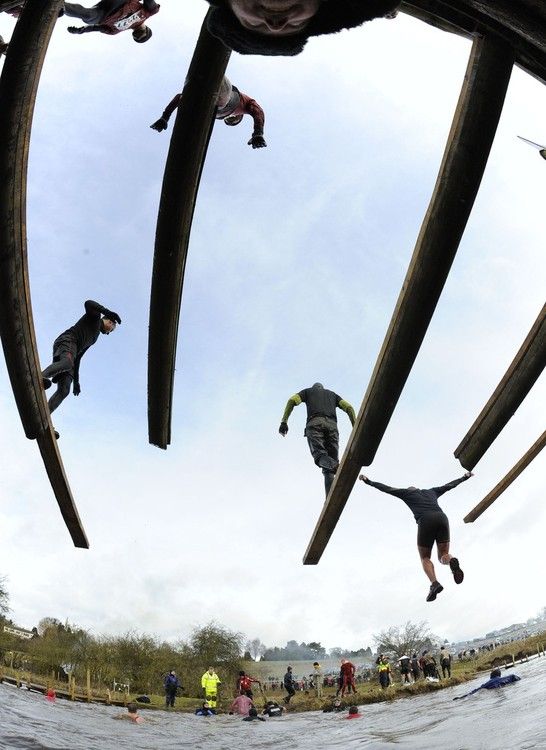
(364, 476), (469, 549)
(41, 300), (113, 413)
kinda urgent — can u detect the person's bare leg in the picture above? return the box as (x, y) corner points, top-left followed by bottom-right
(437, 540), (452, 565)
(418, 546), (436, 583)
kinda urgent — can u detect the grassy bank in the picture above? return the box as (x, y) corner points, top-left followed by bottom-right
(2, 632), (544, 714)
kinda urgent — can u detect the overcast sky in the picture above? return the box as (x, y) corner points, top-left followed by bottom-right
(0, 3), (544, 652)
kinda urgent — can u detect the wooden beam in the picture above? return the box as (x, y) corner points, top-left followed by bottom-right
(303, 34), (514, 565)
(0, 0), (89, 548)
(454, 304), (546, 470)
(464, 430), (546, 522)
(147, 15), (230, 449)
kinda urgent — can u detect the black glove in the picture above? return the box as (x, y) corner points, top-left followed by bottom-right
(67, 26), (85, 34)
(105, 310), (122, 325)
(279, 422), (288, 436)
(73, 382), (81, 396)
(248, 134), (267, 149)
(150, 117), (168, 132)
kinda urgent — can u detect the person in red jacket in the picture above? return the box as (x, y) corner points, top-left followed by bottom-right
(150, 75), (266, 149)
(340, 659), (356, 696)
(236, 670), (261, 698)
(64, 0), (159, 42)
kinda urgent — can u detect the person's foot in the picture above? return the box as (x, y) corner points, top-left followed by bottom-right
(426, 581), (444, 602)
(42, 377), (52, 390)
(450, 557), (464, 584)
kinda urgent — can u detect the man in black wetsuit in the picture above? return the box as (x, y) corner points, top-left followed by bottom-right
(359, 471), (473, 602)
(41, 300), (121, 420)
(279, 383), (355, 495)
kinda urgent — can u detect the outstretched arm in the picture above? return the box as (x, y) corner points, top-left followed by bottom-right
(150, 93), (181, 131)
(67, 25), (103, 34)
(339, 399), (356, 427)
(84, 300), (121, 324)
(279, 394), (302, 435)
(358, 476), (409, 500)
(240, 93), (266, 149)
(431, 472), (473, 497)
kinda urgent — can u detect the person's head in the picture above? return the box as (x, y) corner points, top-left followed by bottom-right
(333, 697), (341, 707)
(208, 666), (214, 674)
(132, 24), (152, 43)
(248, 707), (258, 717)
(313, 661), (319, 667)
(205, 0), (401, 56)
(440, 646), (445, 651)
(287, 665), (292, 671)
(341, 658), (346, 664)
(127, 703), (138, 714)
(100, 317), (116, 335)
(348, 705), (359, 715)
(412, 653), (417, 659)
(203, 700), (211, 708)
(490, 668), (502, 679)
(224, 113), (244, 126)
(170, 670), (176, 675)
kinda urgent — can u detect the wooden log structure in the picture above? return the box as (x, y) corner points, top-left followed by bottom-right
(147, 14), (230, 449)
(454, 305), (546, 470)
(464, 430), (546, 522)
(303, 34), (514, 565)
(0, 0), (88, 548)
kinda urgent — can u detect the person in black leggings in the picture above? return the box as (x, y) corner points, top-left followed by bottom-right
(41, 300), (121, 419)
(359, 471), (473, 602)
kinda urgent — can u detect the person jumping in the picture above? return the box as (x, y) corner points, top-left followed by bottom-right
(359, 471), (473, 601)
(41, 300), (121, 424)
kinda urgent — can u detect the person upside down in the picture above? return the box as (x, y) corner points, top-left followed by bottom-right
(150, 75), (266, 149)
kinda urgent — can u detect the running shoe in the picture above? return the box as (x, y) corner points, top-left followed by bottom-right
(450, 557), (464, 584)
(426, 581), (444, 602)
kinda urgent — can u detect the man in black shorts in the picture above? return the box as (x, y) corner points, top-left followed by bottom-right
(41, 300), (121, 420)
(359, 471), (473, 601)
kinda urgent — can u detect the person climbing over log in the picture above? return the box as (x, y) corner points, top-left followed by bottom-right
(279, 382), (355, 496)
(203, 0), (400, 56)
(359, 471), (473, 602)
(41, 300), (121, 425)
(64, 0), (159, 42)
(150, 75), (266, 149)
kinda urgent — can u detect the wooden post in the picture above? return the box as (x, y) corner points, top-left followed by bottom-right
(70, 675), (76, 701)
(455, 305), (546, 469)
(147, 12), (231, 449)
(106, 689), (111, 705)
(303, 33), (514, 564)
(464, 430), (546, 522)
(86, 668), (91, 702)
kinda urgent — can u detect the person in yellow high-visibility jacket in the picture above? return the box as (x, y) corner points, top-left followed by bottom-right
(201, 666), (221, 708)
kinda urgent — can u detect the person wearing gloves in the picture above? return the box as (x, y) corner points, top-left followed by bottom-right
(41, 300), (121, 426)
(279, 382), (355, 495)
(201, 666), (221, 709)
(150, 75), (266, 150)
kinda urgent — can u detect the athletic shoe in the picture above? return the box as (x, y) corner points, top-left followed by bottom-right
(426, 581), (444, 602)
(450, 557), (464, 584)
(42, 377), (52, 390)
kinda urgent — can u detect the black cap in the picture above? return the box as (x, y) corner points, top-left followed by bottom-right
(205, 0), (401, 56)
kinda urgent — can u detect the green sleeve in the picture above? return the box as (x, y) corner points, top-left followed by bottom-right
(281, 394), (302, 422)
(339, 399), (356, 426)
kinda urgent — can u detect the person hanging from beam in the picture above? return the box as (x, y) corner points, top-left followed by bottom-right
(41, 300), (121, 429)
(359, 470), (473, 602)
(203, 0), (400, 56)
(279, 382), (355, 496)
(150, 75), (267, 150)
(64, 0), (159, 42)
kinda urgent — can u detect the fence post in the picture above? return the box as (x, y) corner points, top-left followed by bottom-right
(86, 668), (91, 702)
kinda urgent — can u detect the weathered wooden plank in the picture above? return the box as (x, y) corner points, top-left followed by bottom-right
(147, 14), (230, 449)
(464, 430), (546, 522)
(304, 34), (514, 565)
(455, 304), (546, 470)
(0, 0), (89, 548)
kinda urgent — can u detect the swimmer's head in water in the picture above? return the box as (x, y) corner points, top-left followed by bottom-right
(348, 706), (359, 715)
(248, 708), (258, 717)
(205, 0), (401, 56)
(127, 703), (138, 714)
(490, 668), (502, 679)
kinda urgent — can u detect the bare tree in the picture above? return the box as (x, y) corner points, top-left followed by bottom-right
(246, 637), (266, 661)
(373, 621), (438, 658)
(0, 576), (9, 617)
